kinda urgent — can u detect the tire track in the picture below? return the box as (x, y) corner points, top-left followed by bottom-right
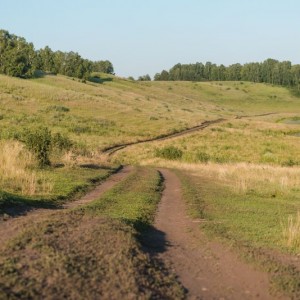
(143, 169), (277, 300)
(0, 166), (134, 247)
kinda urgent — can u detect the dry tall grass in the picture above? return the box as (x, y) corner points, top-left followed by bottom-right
(140, 159), (300, 195)
(0, 141), (53, 195)
(282, 212), (300, 253)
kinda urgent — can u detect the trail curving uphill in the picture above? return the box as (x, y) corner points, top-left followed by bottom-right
(0, 166), (133, 248)
(103, 118), (225, 155)
(144, 169), (277, 300)
(103, 112), (278, 156)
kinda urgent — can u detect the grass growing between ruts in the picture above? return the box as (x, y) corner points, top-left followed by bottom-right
(0, 167), (184, 299)
(81, 167), (163, 230)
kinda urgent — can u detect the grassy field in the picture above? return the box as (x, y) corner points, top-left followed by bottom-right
(1, 73), (297, 203)
(0, 167), (184, 299)
(1, 75), (299, 152)
(0, 73), (300, 297)
(114, 116), (300, 166)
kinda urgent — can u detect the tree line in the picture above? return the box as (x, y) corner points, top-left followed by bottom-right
(154, 59), (300, 90)
(0, 29), (114, 79)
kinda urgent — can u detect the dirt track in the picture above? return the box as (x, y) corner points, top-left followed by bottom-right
(145, 169), (277, 300)
(103, 118), (225, 155)
(103, 113), (277, 156)
(0, 166), (133, 248)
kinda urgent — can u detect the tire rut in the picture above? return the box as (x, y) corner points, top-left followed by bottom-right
(144, 169), (279, 300)
(0, 166), (134, 248)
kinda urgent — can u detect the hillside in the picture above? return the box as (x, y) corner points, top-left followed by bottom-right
(0, 74), (300, 298)
(1, 74), (299, 151)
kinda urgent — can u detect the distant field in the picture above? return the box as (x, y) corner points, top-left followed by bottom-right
(0, 74), (299, 152)
(115, 115), (300, 166)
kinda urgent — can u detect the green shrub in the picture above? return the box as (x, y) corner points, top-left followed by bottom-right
(195, 151), (210, 163)
(46, 105), (70, 112)
(282, 159), (298, 167)
(52, 133), (73, 151)
(24, 127), (52, 167)
(155, 146), (183, 160)
(70, 126), (91, 134)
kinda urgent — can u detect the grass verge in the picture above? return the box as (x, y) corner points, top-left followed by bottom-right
(0, 165), (120, 216)
(177, 170), (300, 298)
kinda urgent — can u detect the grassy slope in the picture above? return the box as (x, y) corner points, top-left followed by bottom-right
(0, 167), (184, 299)
(1, 74), (299, 151)
(0, 73), (300, 296)
(116, 116), (300, 166)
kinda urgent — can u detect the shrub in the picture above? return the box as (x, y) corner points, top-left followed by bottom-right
(46, 105), (70, 112)
(282, 159), (298, 167)
(24, 127), (52, 167)
(195, 151), (210, 163)
(52, 133), (73, 152)
(155, 146), (183, 160)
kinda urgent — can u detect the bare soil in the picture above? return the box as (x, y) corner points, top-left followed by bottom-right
(0, 166), (133, 248)
(145, 169), (281, 300)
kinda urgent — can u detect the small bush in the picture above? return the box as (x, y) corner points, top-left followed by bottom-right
(195, 151), (210, 163)
(282, 159), (298, 167)
(46, 105), (70, 112)
(70, 126), (91, 134)
(23, 127), (52, 167)
(155, 146), (183, 160)
(52, 133), (73, 152)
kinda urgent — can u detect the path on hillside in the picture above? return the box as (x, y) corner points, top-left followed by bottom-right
(0, 166), (133, 248)
(103, 118), (225, 155)
(144, 169), (278, 300)
(103, 112), (278, 156)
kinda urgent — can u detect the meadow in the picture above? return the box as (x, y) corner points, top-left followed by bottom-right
(0, 73), (300, 297)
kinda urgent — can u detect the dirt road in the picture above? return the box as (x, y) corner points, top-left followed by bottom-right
(0, 166), (133, 248)
(145, 169), (277, 300)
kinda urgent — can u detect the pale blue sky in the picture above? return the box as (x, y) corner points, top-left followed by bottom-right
(1, 0), (300, 78)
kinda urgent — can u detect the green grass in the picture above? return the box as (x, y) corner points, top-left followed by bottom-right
(1, 74), (299, 152)
(115, 117), (300, 166)
(82, 167), (163, 231)
(1, 72), (300, 297)
(177, 170), (300, 297)
(0, 166), (184, 299)
(0, 165), (118, 216)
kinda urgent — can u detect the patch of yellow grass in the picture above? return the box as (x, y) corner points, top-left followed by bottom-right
(0, 141), (52, 195)
(140, 159), (300, 195)
(282, 212), (300, 253)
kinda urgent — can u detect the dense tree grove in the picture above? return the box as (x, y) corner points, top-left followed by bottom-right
(0, 29), (114, 79)
(154, 59), (300, 90)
